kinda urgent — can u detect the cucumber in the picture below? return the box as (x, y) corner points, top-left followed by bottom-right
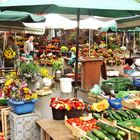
(96, 122), (118, 136)
(109, 112), (116, 120)
(117, 130), (126, 137)
(92, 129), (110, 140)
(116, 110), (128, 118)
(99, 129), (108, 135)
(111, 110), (122, 122)
(92, 113), (101, 119)
(107, 135), (116, 140)
(86, 131), (99, 140)
(116, 134), (123, 140)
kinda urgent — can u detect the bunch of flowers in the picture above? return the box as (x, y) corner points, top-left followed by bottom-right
(39, 67), (49, 78)
(50, 98), (66, 110)
(65, 98), (85, 111)
(50, 98), (85, 111)
(3, 48), (16, 59)
(4, 76), (37, 101)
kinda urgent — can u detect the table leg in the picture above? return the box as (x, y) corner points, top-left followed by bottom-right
(45, 133), (51, 140)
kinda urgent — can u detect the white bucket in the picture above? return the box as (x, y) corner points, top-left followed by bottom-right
(60, 78), (73, 93)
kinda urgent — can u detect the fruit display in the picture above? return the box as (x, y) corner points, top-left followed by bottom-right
(66, 117), (98, 132)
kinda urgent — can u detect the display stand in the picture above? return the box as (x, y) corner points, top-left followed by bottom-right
(80, 58), (103, 91)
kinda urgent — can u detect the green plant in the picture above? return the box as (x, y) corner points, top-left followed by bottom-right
(52, 60), (63, 71)
(19, 62), (40, 81)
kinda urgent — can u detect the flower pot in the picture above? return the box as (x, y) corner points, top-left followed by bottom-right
(66, 109), (83, 118)
(55, 70), (62, 81)
(8, 99), (37, 115)
(52, 108), (65, 120)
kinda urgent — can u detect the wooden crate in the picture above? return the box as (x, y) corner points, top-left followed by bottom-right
(122, 98), (140, 109)
(88, 93), (104, 102)
(1, 107), (11, 140)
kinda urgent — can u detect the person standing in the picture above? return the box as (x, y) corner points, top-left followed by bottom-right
(24, 36), (34, 57)
(4, 36), (20, 67)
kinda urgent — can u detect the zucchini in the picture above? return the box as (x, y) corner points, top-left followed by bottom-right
(86, 131), (99, 140)
(111, 110), (122, 122)
(116, 110), (128, 118)
(92, 129), (110, 140)
(96, 122), (118, 136)
(92, 113), (101, 119)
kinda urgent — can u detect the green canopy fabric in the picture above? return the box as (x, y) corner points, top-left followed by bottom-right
(2, 0), (140, 97)
(0, 10), (46, 23)
(116, 15), (140, 29)
(1, 0), (140, 17)
(100, 20), (117, 32)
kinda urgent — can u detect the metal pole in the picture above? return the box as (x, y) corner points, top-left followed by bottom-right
(74, 9), (80, 98)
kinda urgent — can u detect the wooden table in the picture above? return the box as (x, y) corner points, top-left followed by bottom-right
(36, 119), (78, 140)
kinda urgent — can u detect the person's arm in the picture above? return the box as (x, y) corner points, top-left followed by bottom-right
(24, 42), (28, 54)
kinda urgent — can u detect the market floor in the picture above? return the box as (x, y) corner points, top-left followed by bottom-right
(35, 84), (93, 119)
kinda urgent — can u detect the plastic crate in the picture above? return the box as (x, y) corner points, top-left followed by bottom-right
(118, 118), (140, 140)
(9, 111), (40, 140)
(102, 77), (132, 93)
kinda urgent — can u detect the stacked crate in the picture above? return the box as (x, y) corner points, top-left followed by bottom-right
(9, 111), (40, 140)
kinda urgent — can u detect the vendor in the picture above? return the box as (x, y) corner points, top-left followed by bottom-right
(24, 36), (34, 57)
(4, 36), (20, 68)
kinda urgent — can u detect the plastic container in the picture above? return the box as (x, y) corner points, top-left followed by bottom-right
(8, 99), (37, 115)
(124, 69), (135, 75)
(60, 78), (72, 93)
(9, 111), (40, 140)
(108, 98), (123, 109)
(133, 78), (140, 87)
(52, 108), (65, 120)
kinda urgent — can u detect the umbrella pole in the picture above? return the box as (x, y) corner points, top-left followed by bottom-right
(74, 8), (80, 98)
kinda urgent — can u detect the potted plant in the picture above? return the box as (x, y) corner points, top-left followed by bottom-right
(4, 77), (38, 114)
(39, 66), (54, 86)
(65, 98), (85, 118)
(50, 98), (65, 120)
(52, 59), (63, 81)
(19, 61), (41, 90)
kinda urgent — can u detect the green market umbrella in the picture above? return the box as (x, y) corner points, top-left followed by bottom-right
(0, 10), (46, 23)
(116, 15), (140, 29)
(100, 20), (117, 32)
(1, 0), (140, 17)
(2, 0), (140, 97)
